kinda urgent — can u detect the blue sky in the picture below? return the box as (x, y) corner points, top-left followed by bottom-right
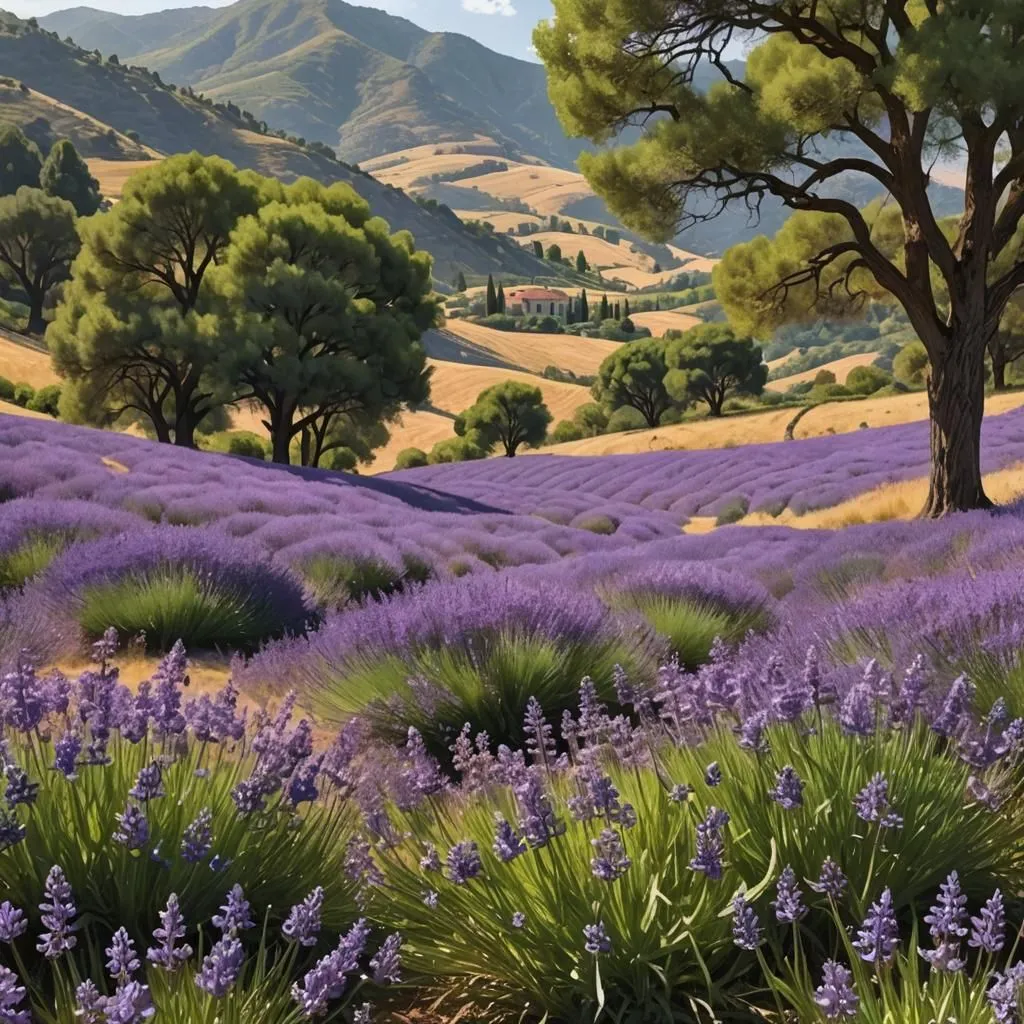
(11, 0), (556, 61)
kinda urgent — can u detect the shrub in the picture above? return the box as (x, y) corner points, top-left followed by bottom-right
(25, 383), (61, 416)
(394, 447), (429, 470)
(246, 576), (660, 758)
(813, 368), (837, 386)
(41, 527), (311, 653)
(549, 419), (585, 444)
(599, 563), (777, 667)
(603, 406), (648, 433)
(228, 432), (268, 459)
(574, 513), (618, 535)
(846, 364), (893, 395)
(0, 375), (14, 400)
(296, 553), (408, 610)
(11, 383), (34, 408)
(477, 314), (518, 332)
(428, 436), (488, 464)
(0, 498), (141, 590)
(715, 496), (750, 526)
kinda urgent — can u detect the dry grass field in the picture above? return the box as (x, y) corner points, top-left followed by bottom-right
(442, 319), (619, 376)
(629, 310), (704, 336)
(766, 349), (798, 372)
(603, 265), (706, 289)
(361, 137), (508, 173)
(765, 352), (882, 391)
(0, 335), (57, 388)
(516, 232), (654, 271)
(666, 246), (720, 273)
(86, 158), (163, 199)
(454, 164), (594, 217)
(537, 389), (1024, 457)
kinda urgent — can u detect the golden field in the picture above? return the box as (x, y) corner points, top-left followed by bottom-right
(629, 310), (704, 336)
(765, 352), (882, 391)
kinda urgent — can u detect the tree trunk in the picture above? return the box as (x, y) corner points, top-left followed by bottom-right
(174, 409), (196, 448)
(26, 290), (45, 335)
(922, 334), (991, 517)
(991, 343), (1008, 391)
(271, 426), (292, 464)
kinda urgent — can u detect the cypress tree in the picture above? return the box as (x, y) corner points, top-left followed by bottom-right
(497, 281), (506, 313)
(655, 297), (660, 311)
(576, 249), (588, 273)
(485, 274), (497, 316)
(579, 288), (589, 323)
(624, 298), (630, 318)
(600, 294), (609, 320)
(614, 301), (620, 320)
(456, 270), (467, 291)
(532, 240), (543, 258)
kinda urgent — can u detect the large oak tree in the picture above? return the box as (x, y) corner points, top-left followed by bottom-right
(536, 0), (1024, 515)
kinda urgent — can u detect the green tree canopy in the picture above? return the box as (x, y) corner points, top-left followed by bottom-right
(576, 249), (588, 273)
(0, 124), (42, 195)
(40, 139), (101, 216)
(428, 435), (488, 464)
(535, 0), (1024, 514)
(455, 380), (553, 457)
(50, 152), (262, 445)
(846, 364), (892, 396)
(592, 338), (683, 427)
(486, 274), (498, 316)
(209, 177), (437, 464)
(545, 243), (562, 263)
(893, 341), (930, 387)
(0, 187), (79, 333)
(663, 324), (768, 416)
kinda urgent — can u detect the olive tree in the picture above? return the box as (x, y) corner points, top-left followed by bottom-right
(455, 380), (553, 457)
(536, 1), (1024, 514)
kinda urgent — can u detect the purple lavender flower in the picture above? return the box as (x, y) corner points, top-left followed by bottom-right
(53, 731), (82, 779)
(231, 773), (269, 816)
(75, 979), (104, 1024)
(511, 911), (525, 929)
(445, 841), (482, 885)
(932, 675), (975, 739)
(129, 762), (164, 802)
(853, 888), (899, 965)
(282, 887), (323, 947)
(773, 648), (816, 722)
(0, 901), (26, 943)
(810, 858), (847, 900)
(853, 773), (903, 828)
(113, 803), (149, 850)
(291, 918), (370, 1017)
(704, 762), (722, 787)
(583, 921), (611, 955)
(739, 711), (768, 753)
(0, 810), (25, 851)
(515, 771), (564, 847)
(286, 757), (322, 808)
(689, 806), (729, 880)
(768, 765), (803, 810)
(590, 829), (631, 882)
(102, 979), (154, 1023)
(344, 836), (384, 888)
(151, 641), (187, 735)
(988, 962), (1024, 1024)
(106, 927), (141, 983)
(421, 890), (438, 908)
(773, 865), (807, 923)
(892, 655), (929, 725)
(839, 677), (874, 736)
(577, 677), (611, 746)
(670, 783), (693, 803)
(419, 843), (441, 873)
(4, 765), (37, 809)
(211, 885), (254, 936)
(919, 871), (968, 972)
(814, 960), (859, 1019)
(523, 697), (556, 768)
(731, 895), (763, 950)
(969, 890), (1006, 953)
(120, 682), (152, 744)
(369, 933), (402, 984)
(0, 966), (30, 1024)
(195, 936), (244, 997)
(0, 656), (45, 732)
(38, 865), (77, 959)
(147, 894), (193, 971)
(493, 816), (526, 863)
(181, 808), (213, 864)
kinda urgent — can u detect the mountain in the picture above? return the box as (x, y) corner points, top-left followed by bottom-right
(0, 11), (555, 281)
(40, 0), (590, 168)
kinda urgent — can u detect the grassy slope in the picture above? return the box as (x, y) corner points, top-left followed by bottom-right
(764, 352), (883, 392)
(0, 16), (556, 281)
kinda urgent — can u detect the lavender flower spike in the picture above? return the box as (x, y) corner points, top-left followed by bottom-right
(147, 893), (193, 972)
(282, 887), (324, 947)
(195, 936), (244, 997)
(369, 933), (402, 984)
(445, 841), (482, 885)
(106, 927), (141, 983)
(731, 894), (763, 950)
(814, 960), (859, 1020)
(853, 773), (903, 829)
(969, 890), (1006, 954)
(988, 962), (1024, 1024)
(38, 865), (77, 959)
(583, 921), (611, 955)
(773, 865), (807, 924)
(853, 888), (899, 965)
(0, 901), (27, 943)
(0, 965), (29, 1024)
(768, 765), (803, 810)
(810, 858), (848, 901)
(113, 802), (150, 850)
(211, 885), (254, 936)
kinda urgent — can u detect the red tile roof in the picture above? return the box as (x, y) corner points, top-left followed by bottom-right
(507, 288), (570, 301)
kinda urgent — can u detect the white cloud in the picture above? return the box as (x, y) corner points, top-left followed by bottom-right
(462, 0), (517, 16)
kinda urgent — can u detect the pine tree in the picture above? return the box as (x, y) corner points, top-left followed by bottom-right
(497, 281), (506, 313)
(485, 274), (497, 316)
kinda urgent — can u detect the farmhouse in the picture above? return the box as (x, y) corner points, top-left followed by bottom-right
(506, 287), (571, 320)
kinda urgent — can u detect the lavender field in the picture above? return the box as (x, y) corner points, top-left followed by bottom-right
(5, 409), (1024, 1023)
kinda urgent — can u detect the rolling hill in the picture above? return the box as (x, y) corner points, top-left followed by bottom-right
(40, 0), (591, 168)
(0, 12), (554, 281)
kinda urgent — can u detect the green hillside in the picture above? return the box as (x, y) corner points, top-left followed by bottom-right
(40, 0), (589, 168)
(0, 10), (556, 281)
